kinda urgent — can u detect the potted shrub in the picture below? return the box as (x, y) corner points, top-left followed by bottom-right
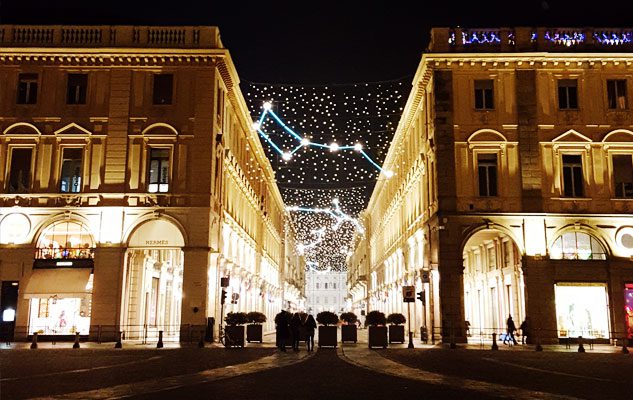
(246, 311), (266, 343)
(316, 311), (339, 348)
(366, 310), (387, 348)
(340, 312), (358, 343)
(224, 312), (248, 347)
(387, 313), (406, 343)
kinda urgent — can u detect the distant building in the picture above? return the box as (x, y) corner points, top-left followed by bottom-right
(0, 25), (304, 342)
(304, 270), (347, 315)
(349, 27), (633, 345)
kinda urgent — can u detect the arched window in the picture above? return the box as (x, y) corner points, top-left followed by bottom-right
(550, 232), (607, 260)
(36, 221), (95, 260)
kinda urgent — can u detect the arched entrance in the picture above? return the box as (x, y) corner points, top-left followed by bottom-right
(121, 219), (185, 341)
(462, 229), (525, 340)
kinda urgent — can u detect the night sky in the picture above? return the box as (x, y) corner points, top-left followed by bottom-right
(5, 0), (633, 270)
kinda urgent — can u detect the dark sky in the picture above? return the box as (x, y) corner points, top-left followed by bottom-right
(4, 1), (633, 83)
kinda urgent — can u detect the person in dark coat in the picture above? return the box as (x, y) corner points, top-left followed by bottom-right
(304, 314), (317, 352)
(290, 313), (302, 351)
(275, 311), (290, 352)
(520, 317), (531, 345)
(504, 315), (518, 345)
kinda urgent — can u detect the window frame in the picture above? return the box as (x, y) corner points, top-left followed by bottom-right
(561, 153), (585, 198)
(146, 146), (173, 193)
(474, 79), (495, 110)
(557, 78), (579, 110)
(66, 73), (88, 105)
(606, 79), (628, 110)
(476, 152), (498, 197)
(5, 145), (36, 194)
(58, 146), (85, 193)
(549, 231), (608, 260)
(611, 153), (633, 198)
(152, 73), (174, 106)
(16, 73), (39, 105)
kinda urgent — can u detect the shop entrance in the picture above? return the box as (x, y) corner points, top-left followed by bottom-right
(122, 219), (185, 341)
(0, 281), (19, 342)
(462, 229), (525, 340)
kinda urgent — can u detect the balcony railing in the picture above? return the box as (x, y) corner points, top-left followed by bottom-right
(0, 25), (222, 49)
(35, 247), (95, 260)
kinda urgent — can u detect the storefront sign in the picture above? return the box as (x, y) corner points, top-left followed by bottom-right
(128, 219), (185, 248)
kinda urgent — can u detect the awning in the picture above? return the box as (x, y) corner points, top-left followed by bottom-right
(23, 268), (92, 299)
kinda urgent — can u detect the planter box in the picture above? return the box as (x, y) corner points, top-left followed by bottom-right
(225, 325), (245, 348)
(389, 325), (405, 343)
(246, 324), (263, 343)
(368, 326), (388, 348)
(318, 326), (338, 348)
(341, 324), (357, 343)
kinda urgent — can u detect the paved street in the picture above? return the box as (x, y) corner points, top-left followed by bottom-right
(0, 333), (631, 400)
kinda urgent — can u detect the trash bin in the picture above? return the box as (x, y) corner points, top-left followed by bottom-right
(420, 326), (428, 343)
(205, 317), (215, 342)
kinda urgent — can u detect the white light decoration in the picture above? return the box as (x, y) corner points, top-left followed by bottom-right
(354, 143), (363, 151)
(301, 138), (310, 146)
(329, 142), (339, 152)
(282, 152), (292, 161)
(252, 121), (261, 130)
(383, 170), (394, 179)
(263, 101), (272, 110)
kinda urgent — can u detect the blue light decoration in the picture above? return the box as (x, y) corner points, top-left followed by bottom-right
(531, 31), (537, 42)
(593, 31), (633, 45)
(461, 30), (501, 45)
(544, 30), (585, 47)
(254, 101), (394, 179)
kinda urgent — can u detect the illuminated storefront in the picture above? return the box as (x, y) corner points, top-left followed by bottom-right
(555, 283), (610, 339)
(23, 221), (95, 336)
(625, 284), (633, 339)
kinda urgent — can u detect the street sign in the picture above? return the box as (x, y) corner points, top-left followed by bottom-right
(403, 285), (415, 302)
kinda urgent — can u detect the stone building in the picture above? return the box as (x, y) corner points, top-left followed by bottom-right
(0, 25), (304, 342)
(305, 269), (347, 315)
(348, 27), (633, 344)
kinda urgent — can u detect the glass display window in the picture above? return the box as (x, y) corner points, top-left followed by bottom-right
(28, 296), (91, 335)
(555, 283), (610, 339)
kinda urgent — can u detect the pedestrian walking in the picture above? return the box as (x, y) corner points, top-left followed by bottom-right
(275, 311), (290, 352)
(504, 315), (518, 345)
(520, 317), (530, 345)
(304, 314), (317, 352)
(290, 312), (302, 351)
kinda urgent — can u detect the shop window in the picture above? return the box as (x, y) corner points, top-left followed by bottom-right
(477, 153), (498, 196)
(550, 231), (607, 260)
(17, 73), (38, 104)
(152, 74), (173, 105)
(66, 74), (88, 105)
(555, 284), (610, 339)
(612, 154), (633, 198)
(7, 148), (32, 193)
(474, 79), (494, 110)
(607, 79), (627, 110)
(148, 148), (170, 193)
(558, 79), (578, 109)
(36, 221), (95, 260)
(562, 154), (584, 197)
(60, 148), (83, 193)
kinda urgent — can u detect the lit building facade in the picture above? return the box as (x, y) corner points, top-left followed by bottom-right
(305, 269), (347, 315)
(349, 27), (633, 344)
(0, 25), (303, 342)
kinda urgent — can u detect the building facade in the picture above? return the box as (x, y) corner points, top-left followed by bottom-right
(348, 27), (633, 344)
(0, 25), (303, 342)
(305, 269), (347, 315)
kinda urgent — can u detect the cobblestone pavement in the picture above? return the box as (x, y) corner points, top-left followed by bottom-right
(1, 333), (631, 400)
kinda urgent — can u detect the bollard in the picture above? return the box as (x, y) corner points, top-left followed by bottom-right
(30, 332), (38, 349)
(114, 331), (123, 349)
(198, 330), (205, 348)
(157, 330), (164, 348)
(73, 332), (80, 349)
(622, 337), (629, 354)
(577, 336), (585, 353)
(491, 332), (499, 350)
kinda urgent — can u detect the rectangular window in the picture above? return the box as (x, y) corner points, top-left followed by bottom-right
(152, 74), (173, 105)
(474, 79), (494, 110)
(148, 148), (170, 193)
(324, 283), (328, 289)
(333, 283), (336, 289)
(316, 283), (320, 289)
(60, 148), (83, 193)
(66, 74), (88, 104)
(558, 79), (578, 109)
(17, 73), (38, 104)
(607, 79), (627, 110)
(613, 154), (633, 198)
(562, 154), (584, 197)
(8, 148), (33, 193)
(477, 153), (498, 197)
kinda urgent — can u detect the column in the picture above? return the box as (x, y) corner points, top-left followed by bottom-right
(180, 247), (210, 341)
(90, 246), (125, 341)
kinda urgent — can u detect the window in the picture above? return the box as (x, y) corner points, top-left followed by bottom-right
(487, 246), (496, 272)
(152, 74), (173, 105)
(324, 283), (328, 289)
(148, 148), (170, 193)
(477, 153), (498, 196)
(607, 79), (627, 110)
(474, 79), (494, 110)
(60, 148), (83, 193)
(316, 283), (320, 289)
(558, 79), (578, 109)
(550, 231), (607, 260)
(17, 73), (38, 104)
(7, 148), (32, 193)
(332, 283), (336, 289)
(66, 74), (88, 104)
(612, 155), (633, 198)
(562, 155), (584, 197)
